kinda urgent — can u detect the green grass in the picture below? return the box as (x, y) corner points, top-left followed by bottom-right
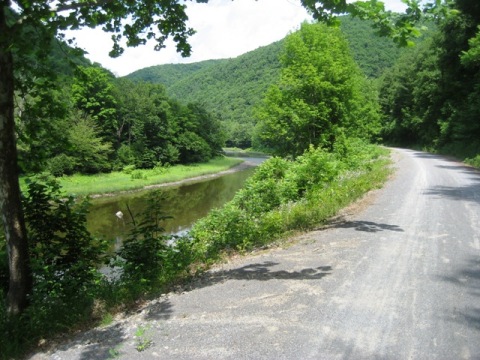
(21, 157), (243, 196)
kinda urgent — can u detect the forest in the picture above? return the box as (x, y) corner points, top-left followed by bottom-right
(16, 61), (226, 176)
(1, 0), (480, 358)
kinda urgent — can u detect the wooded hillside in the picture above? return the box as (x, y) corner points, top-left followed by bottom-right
(125, 16), (404, 148)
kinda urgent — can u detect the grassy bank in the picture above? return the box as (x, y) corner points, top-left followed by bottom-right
(190, 142), (391, 262)
(20, 157), (243, 196)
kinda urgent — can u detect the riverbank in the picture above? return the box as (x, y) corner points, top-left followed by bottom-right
(20, 157), (247, 197)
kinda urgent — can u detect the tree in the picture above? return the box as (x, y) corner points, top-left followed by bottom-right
(301, 0), (450, 46)
(0, 0), (207, 315)
(379, 0), (480, 155)
(71, 66), (118, 145)
(254, 22), (379, 157)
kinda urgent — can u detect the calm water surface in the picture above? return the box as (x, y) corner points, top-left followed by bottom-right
(86, 157), (265, 246)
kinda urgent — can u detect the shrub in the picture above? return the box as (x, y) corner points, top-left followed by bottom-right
(47, 153), (76, 177)
(465, 154), (480, 168)
(115, 191), (172, 290)
(123, 164), (136, 174)
(190, 140), (390, 260)
(0, 176), (108, 357)
(130, 170), (146, 180)
(117, 144), (136, 166)
(22, 176), (107, 323)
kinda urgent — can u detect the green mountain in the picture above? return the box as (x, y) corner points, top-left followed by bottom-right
(125, 17), (405, 147)
(126, 59), (226, 87)
(340, 16), (405, 78)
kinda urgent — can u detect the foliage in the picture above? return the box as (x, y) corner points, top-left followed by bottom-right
(46, 154), (75, 177)
(127, 41), (284, 149)
(465, 155), (480, 169)
(125, 16), (406, 149)
(127, 59), (223, 86)
(116, 191), (171, 289)
(254, 22), (381, 157)
(0, 176), (107, 357)
(379, 0), (480, 160)
(301, 0), (449, 47)
(190, 140), (390, 260)
(68, 112), (114, 173)
(14, 67), (226, 177)
(339, 16), (407, 78)
(22, 176), (106, 319)
(72, 66), (118, 145)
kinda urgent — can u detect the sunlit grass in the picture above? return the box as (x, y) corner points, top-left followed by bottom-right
(21, 157), (243, 196)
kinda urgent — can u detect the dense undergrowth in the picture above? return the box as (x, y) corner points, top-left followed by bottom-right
(0, 139), (390, 359)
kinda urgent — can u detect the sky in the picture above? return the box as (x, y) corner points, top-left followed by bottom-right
(66, 0), (408, 77)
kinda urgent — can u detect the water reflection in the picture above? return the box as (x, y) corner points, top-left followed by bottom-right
(87, 165), (257, 241)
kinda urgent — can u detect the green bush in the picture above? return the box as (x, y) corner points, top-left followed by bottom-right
(130, 170), (144, 180)
(190, 140), (390, 259)
(123, 164), (136, 174)
(23, 177), (107, 321)
(117, 144), (136, 167)
(465, 154), (480, 168)
(115, 191), (172, 290)
(0, 176), (108, 358)
(47, 153), (76, 177)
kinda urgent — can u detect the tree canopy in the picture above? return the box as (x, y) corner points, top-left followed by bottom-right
(253, 22), (380, 157)
(379, 0), (480, 159)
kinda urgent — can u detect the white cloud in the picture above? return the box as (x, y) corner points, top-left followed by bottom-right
(65, 0), (407, 77)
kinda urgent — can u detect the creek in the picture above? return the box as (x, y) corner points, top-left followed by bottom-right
(86, 157), (266, 249)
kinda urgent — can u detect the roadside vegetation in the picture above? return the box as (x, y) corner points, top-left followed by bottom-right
(191, 140), (390, 262)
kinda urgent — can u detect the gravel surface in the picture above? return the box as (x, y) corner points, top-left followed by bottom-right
(28, 148), (480, 359)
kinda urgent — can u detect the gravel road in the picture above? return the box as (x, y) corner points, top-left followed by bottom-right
(29, 148), (480, 360)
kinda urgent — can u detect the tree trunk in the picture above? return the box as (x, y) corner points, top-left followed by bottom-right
(0, 6), (32, 315)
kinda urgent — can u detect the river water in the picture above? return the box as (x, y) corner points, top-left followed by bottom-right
(86, 157), (265, 248)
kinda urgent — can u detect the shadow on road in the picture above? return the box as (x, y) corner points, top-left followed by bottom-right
(180, 261), (333, 293)
(435, 164), (480, 175)
(412, 152), (447, 160)
(424, 183), (480, 205)
(49, 323), (127, 360)
(143, 298), (174, 321)
(329, 220), (404, 233)
(437, 258), (480, 331)
(37, 301), (174, 360)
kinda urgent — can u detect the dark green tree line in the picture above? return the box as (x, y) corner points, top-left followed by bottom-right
(15, 67), (226, 177)
(379, 0), (480, 159)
